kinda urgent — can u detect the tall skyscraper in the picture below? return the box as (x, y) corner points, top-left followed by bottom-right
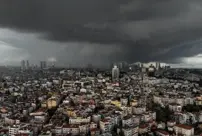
(21, 60), (26, 71)
(156, 62), (161, 70)
(87, 63), (93, 69)
(40, 61), (47, 69)
(112, 65), (119, 82)
(118, 62), (123, 69)
(26, 60), (29, 70)
(148, 64), (155, 77)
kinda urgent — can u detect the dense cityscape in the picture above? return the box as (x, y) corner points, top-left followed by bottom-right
(1, 0), (202, 136)
(0, 60), (201, 136)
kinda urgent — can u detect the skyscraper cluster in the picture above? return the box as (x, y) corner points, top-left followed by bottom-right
(21, 60), (30, 71)
(112, 62), (128, 70)
(21, 60), (49, 70)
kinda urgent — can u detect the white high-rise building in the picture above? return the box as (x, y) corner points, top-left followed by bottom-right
(112, 65), (119, 82)
(21, 60), (26, 71)
(156, 62), (161, 70)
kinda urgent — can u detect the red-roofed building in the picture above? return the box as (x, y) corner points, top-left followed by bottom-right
(174, 124), (194, 136)
(155, 129), (169, 136)
(139, 124), (149, 134)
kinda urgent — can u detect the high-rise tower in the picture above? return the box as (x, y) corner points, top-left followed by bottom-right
(112, 65), (120, 82)
(26, 60), (29, 70)
(40, 61), (47, 69)
(21, 60), (26, 71)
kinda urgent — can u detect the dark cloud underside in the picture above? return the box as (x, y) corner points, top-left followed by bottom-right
(0, 0), (202, 65)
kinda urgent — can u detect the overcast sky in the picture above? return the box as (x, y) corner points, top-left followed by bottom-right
(0, 0), (202, 67)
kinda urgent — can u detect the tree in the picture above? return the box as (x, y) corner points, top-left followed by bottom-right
(159, 92), (163, 96)
(86, 130), (91, 136)
(5, 90), (10, 95)
(94, 107), (98, 113)
(113, 124), (118, 134)
(182, 104), (201, 112)
(10, 96), (17, 103)
(119, 120), (123, 127)
(119, 130), (125, 136)
(154, 104), (173, 122)
(65, 116), (69, 123)
(112, 132), (117, 136)
(164, 105), (173, 121)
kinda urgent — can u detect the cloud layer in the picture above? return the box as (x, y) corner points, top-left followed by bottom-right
(0, 0), (202, 66)
(0, 41), (29, 65)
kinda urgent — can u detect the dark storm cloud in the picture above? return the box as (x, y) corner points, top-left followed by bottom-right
(0, 0), (202, 64)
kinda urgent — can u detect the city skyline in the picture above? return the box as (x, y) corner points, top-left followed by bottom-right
(3, 58), (202, 69)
